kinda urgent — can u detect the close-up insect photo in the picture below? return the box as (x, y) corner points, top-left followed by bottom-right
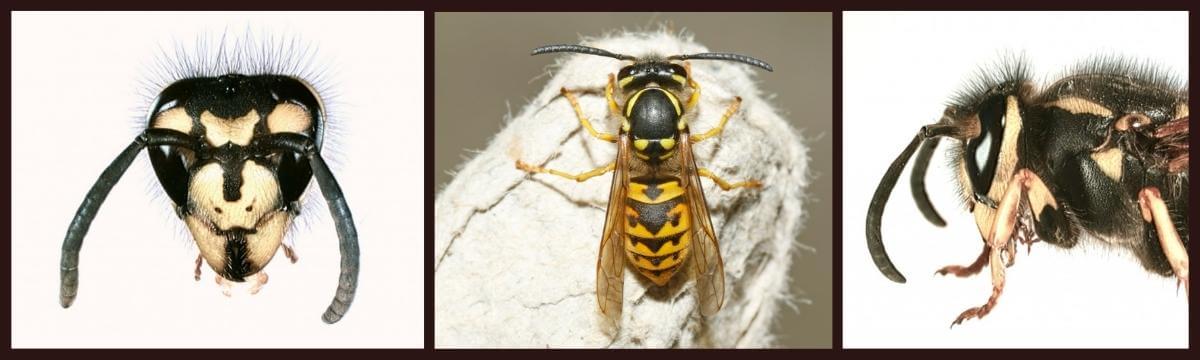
(11, 11), (424, 347)
(842, 11), (1188, 348)
(433, 13), (830, 348)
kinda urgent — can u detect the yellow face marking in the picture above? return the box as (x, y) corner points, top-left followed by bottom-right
(659, 138), (676, 151)
(971, 96), (1023, 238)
(266, 103), (312, 134)
(1049, 97), (1113, 117)
(618, 75), (634, 89)
(1091, 147), (1123, 181)
(624, 203), (690, 239)
(628, 180), (685, 204)
(185, 162), (289, 273)
(633, 139), (650, 151)
(152, 107), (194, 133)
(199, 110), (260, 146)
(670, 74), (687, 86)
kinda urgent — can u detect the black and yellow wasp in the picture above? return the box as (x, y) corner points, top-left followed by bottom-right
(515, 44), (772, 323)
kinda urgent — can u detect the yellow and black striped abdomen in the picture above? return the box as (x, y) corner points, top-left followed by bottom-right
(623, 175), (692, 285)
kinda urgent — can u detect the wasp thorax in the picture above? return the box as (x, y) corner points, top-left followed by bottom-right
(626, 87), (683, 164)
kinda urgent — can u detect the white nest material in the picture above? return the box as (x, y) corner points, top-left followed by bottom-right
(434, 30), (810, 348)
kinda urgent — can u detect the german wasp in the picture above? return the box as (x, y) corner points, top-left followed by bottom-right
(866, 57), (1189, 326)
(515, 44), (772, 323)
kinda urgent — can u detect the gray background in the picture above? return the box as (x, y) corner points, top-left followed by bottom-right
(434, 12), (831, 348)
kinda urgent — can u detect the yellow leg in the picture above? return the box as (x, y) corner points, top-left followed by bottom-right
(698, 167), (761, 190)
(690, 97), (742, 143)
(560, 87), (618, 143)
(516, 160), (615, 183)
(605, 74), (622, 117)
(684, 62), (701, 113)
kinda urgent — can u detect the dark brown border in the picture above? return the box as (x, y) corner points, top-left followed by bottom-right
(3, 1), (1197, 354)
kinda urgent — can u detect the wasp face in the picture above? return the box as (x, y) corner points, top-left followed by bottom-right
(616, 61), (688, 91)
(148, 74), (322, 281)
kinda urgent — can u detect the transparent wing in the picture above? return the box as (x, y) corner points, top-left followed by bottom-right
(678, 131), (726, 316)
(596, 134), (631, 324)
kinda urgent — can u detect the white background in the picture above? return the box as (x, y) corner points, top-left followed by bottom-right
(12, 12), (423, 348)
(843, 12), (1188, 348)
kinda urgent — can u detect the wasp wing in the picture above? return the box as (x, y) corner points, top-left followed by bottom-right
(596, 133), (631, 324)
(678, 131), (726, 316)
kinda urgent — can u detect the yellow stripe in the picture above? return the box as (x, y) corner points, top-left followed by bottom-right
(664, 89), (682, 116)
(618, 76), (633, 89)
(625, 230), (692, 257)
(625, 88), (683, 118)
(626, 247), (690, 271)
(670, 74), (687, 87)
(628, 180), (685, 204)
(636, 265), (681, 286)
(633, 139), (650, 151)
(624, 203), (690, 239)
(658, 147), (677, 160)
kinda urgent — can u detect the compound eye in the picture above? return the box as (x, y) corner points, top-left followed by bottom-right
(963, 97), (1008, 197)
(617, 66), (633, 81)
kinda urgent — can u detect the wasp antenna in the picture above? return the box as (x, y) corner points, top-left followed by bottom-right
(910, 138), (947, 227)
(531, 44), (636, 61)
(669, 53), (773, 72)
(866, 124), (955, 283)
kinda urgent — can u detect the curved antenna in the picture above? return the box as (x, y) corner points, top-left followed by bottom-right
(531, 44), (636, 61)
(668, 53), (773, 72)
(866, 124), (955, 283)
(911, 138), (946, 226)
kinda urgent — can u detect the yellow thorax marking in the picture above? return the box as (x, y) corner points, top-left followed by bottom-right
(624, 88), (682, 118)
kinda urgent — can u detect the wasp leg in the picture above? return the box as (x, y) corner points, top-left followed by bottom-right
(952, 169), (1037, 327)
(935, 245), (990, 278)
(516, 161), (614, 183)
(194, 254), (203, 281)
(697, 167), (761, 191)
(684, 61), (701, 112)
(248, 272), (270, 295)
(560, 87), (618, 143)
(1139, 187), (1189, 295)
(282, 243), (299, 264)
(215, 275), (234, 297)
(605, 74), (622, 116)
(690, 97), (743, 144)
(60, 129), (199, 308)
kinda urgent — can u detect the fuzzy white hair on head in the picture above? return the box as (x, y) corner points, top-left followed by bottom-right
(127, 28), (345, 255)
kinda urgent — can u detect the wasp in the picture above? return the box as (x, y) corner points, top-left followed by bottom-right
(866, 57), (1189, 326)
(515, 44), (772, 323)
(59, 52), (360, 324)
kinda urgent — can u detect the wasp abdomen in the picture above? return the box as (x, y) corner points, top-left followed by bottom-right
(624, 175), (692, 285)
